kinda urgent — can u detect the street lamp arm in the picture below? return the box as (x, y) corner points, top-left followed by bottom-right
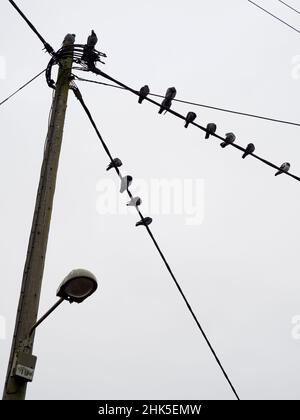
(28, 297), (64, 337)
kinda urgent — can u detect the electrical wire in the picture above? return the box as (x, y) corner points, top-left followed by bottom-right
(71, 83), (240, 401)
(247, 0), (300, 34)
(84, 69), (300, 183)
(277, 0), (300, 15)
(8, 0), (54, 55)
(74, 75), (300, 128)
(0, 69), (46, 107)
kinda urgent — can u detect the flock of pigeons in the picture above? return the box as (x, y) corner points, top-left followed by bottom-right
(106, 158), (152, 228)
(66, 30), (291, 225)
(102, 77), (292, 227)
(105, 82), (291, 228)
(137, 85), (291, 177)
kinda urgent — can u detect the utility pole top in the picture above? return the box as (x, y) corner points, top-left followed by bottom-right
(63, 33), (76, 46)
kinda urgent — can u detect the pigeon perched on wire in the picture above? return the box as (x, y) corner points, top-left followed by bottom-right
(165, 87), (177, 101)
(242, 143), (255, 159)
(136, 217), (153, 227)
(63, 34), (76, 46)
(106, 158), (122, 171)
(220, 132), (236, 148)
(127, 197), (142, 207)
(138, 85), (150, 104)
(87, 30), (98, 48)
(205, 123), (217, 139)
(158, 98), (172, 114)
(158, 87), (177, 114)
(275, 162), (290, 176)
(120, 175), (133, 193)
(184, 112), (197, 128)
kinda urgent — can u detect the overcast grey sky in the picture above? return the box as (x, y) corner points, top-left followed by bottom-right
(1, 0), (300, 400)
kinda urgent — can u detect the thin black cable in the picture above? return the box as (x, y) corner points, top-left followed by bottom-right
(74, 75), (300, 128)
(0, 69), (46, 107)
(154, 96), (300, 128)
(71, 87), (114, 162)
(277, 0), (300, 15)
(75, 76), (125, 91)
(144, 225), (240, 400)
(88, 69), (300, 183)
(71, 84), (240, 401)
(8, 0), (54, 55)
(248, 0), (300, 34)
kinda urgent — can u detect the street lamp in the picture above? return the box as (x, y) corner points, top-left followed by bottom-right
(56, 268), (98, 303)
(29, 269), (98, 336)
(11, 269), (98, 385)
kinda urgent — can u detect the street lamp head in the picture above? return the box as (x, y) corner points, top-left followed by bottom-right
(57, 269), (98, 303)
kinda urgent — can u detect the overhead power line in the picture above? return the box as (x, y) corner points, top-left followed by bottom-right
(71, 83), (240, 401)
(0, 69), (46, 107)
(247, 0), (300, 34)
(277, 0), (300, 15)
(8, 0), (54, 55)
(84, 68), (300, 183)
(151, 95), (300, 127)
(74, 75), (300, 128)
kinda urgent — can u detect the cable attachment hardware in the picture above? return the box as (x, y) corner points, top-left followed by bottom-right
(46, 44), (107, 89)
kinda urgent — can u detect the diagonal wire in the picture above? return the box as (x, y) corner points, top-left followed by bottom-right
(8, 0), (54, 55)
(71, 83), (240, 401)
(0, 69), (46, 107)
(85, 69), (300, 183)
(247, 0), (300, 34)
(277, 0), (300, 15)
(74, 75), (300, 128)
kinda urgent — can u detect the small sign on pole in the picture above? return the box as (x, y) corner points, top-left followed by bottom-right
(13, 352), (37, 382)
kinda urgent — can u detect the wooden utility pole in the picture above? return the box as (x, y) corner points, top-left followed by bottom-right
(3, 36), (74, 400)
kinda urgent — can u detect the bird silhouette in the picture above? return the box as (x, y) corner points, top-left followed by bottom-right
(158, 87), (177, 114)
(158, 98), (172, 114)
(63, 34), (76, 46)
(127, 197), (142, 207)
(106, 158), (122, 171)
(205, 123), (217, 139)
(242, 143), (255, 159)
(138, 85), (150, 104)
(120, 175), (133, 193)
(87, 30), (98, 48)
(165, 87), (177, 101)
(220, 132), (236, 148)
(275, 162), (290, 176)
(136, 217), (153, 227)
(184, 112), (197, 128)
